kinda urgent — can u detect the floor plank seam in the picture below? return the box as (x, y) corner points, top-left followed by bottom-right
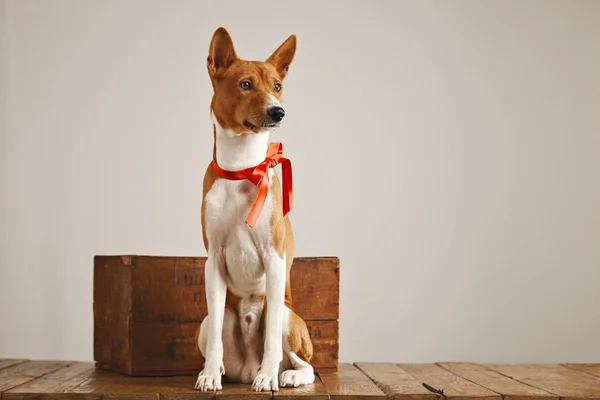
(560, 364), (600, 379)
(354, 362), (445, 400)
(315, 373), (331, 400)
(434, 363), (556, 400)
(480, 366), (563, 399)
(0, 361), (29, 373)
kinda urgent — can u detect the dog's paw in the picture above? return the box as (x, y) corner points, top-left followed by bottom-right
(194, 363), (225, 391)
(251, 362), (280, 392)
(279, 369), (315, 388)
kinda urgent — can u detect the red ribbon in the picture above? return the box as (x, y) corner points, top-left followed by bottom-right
(210, 142), (293, 228)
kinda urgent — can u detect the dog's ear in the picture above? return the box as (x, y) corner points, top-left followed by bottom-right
(266, 34), (297, 80)
(207, 27), (238, 77)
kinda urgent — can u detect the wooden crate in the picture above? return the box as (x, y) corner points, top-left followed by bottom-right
(93, 255), (339, 377)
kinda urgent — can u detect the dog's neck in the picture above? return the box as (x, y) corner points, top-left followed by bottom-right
(211, 112), (271, 171)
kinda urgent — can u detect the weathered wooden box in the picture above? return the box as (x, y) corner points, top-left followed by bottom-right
(93, 255), (339, 376)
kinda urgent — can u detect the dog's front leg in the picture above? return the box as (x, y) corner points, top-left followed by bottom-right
(195, 254), (227, 391)
(252, 253), (286, 392)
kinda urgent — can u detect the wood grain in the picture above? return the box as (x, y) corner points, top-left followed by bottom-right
(486, 364), (600, 400)
(0, 361), (72, 394)
(94, 255), (340, 376)
(397, 364), (500, 400)
(288, 257), (340, 321)
(273, 375), (328, 400)
(99, 377), (172, 400)
(437, 363), (557, 400)
(319, 363), (385, 400)
(98, 255), (339, 322)
(128, 322), (202, 376)
(58, 368), (126, 399)
(0, 361), (28, 371)
(562, 365), (600, 378)
(115, 320), (338, 377)
(215, 383), (271, 400)
(305, 320), (339, 374)
(93, 255), (133, 374)
(3, 362), (97, 400)
(161, 376), (215, 400)
(355, 362), (437, 400)
(3, 363), (600, 400)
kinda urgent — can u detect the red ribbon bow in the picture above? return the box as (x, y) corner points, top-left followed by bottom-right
(210, 142), (293, 228)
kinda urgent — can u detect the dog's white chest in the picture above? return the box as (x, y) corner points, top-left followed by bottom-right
(204, 171), (275, 296)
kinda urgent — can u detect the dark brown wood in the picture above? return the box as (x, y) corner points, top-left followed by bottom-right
(305, 320), (339, 375)
(319, 363), (385, 400)
(115, 320), (338, 377)
(161, 376), (215, 400)
(486, 364), (600, 400)
(127, 321), (202, 376)
(273, 375), (328, 400)
(216, 383), (271, 400)
(355, 362), (437, 400)
(94, 255), (339, 377)
(288, 258), (339, 321)
(397, 364), (500, 400)
(437, 362), (558, 400)
(94, 255), (133, 375)
(0, 361), (72, 394)
(96, 256), (339, 322)
(562, 364), (600, 378)
(95, 375), (216, 400)
(58, 368), (127, 399)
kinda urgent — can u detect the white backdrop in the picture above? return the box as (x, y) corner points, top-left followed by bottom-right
(1, 0), (599, 364)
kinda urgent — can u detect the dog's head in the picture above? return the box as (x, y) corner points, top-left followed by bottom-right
(207, 27), (296, 134)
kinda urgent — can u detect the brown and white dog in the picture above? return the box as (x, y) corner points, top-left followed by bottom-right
(194, 27), (314, 392)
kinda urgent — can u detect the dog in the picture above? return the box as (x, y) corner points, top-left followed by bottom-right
(194, 27), (314, 392)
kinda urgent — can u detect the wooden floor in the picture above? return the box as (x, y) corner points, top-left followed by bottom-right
(2, 360), (600, 400)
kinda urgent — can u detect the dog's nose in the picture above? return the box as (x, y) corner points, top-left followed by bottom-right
(268, 107), (285, 123)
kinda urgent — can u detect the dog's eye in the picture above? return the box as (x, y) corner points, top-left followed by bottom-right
(240, 81), (252, 90)
(274, 83), (282, 92)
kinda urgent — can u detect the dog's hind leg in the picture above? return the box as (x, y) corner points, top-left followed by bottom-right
(197, 308), (245, 384)
(279, 307), (315, 388)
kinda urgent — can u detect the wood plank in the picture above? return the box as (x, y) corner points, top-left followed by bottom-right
(319, 363), (385, 400)
(58, 368), (126, 399)
(0, 361), (28, 372)
(161, 376), (215, 400)
(94, 255), (133, 375)
(562, 365), (600, 378)
(99, 376), (173, 400)
(355, 362), (437, 400)
(398, 364), (500, 400)
(486, 364), (600, 400)
(215, 383), (271, 400)
(0, 361), (72, 378)
(0, 361), (72, 394)
(289, 257), (340, 321)
(3, 362), (97, 400)
(437, 363), (558, 400)
(305, 320), (339, 374)
(273, 374), (329, 400)
(0, 376), (33, 394)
